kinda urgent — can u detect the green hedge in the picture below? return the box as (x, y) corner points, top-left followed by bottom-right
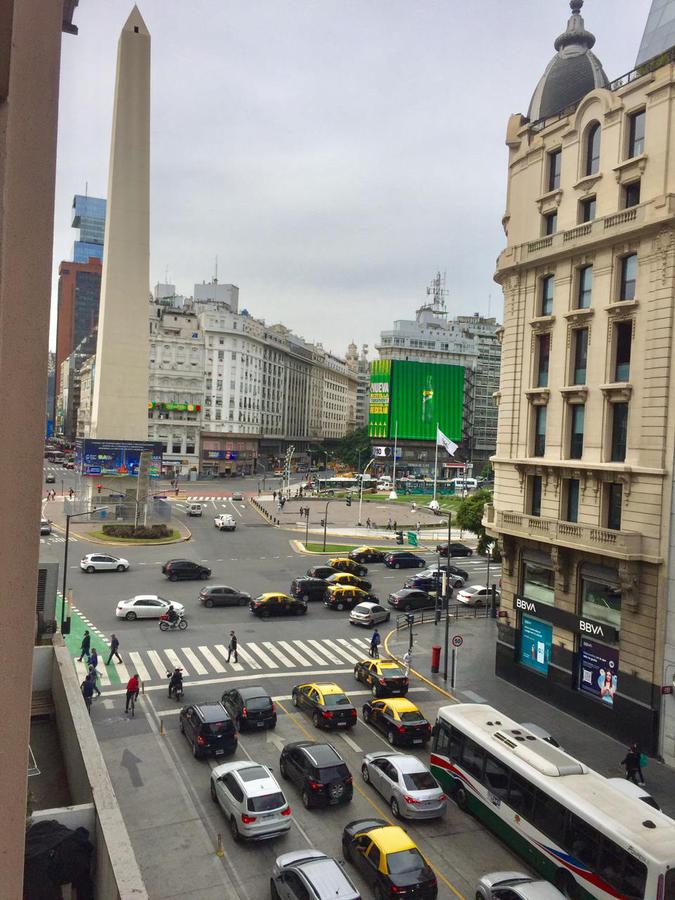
(101, 523), (172, 539)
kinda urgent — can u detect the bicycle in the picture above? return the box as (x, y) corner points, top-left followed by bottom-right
(126, 690), (139, 717)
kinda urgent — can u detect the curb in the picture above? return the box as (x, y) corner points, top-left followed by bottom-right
(383, 624), (457, 703)
(51, 521), (192, 547)
(249, 497), (279, 527)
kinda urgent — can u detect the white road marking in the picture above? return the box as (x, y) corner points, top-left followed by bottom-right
(165, 648), (189, 675)
(147, 649), (169, 679)
(128, 651), (151, 682)
(336, 638), (368, 662)
(199, 646), (226, 673)
(291, 640), (327, 665)
(278, 641), (312, 666)
(338, 732), (362, 753)
(110, 661), (130, 682)
(322, 638), (362, 664)
(245, 642), (278, 668)
(234, 645), (262, 669)
(181, 647), (208, 675)
(262, 642), (294, 667)
(214, 644), (244, 672)
(307, 639), (342, 664)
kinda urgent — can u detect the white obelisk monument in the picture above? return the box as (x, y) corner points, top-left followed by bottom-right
(90, 6), (150, 440)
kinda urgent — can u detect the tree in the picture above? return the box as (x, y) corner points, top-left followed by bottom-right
(455, 488), (493, 554)
(333, 427), (371, 470)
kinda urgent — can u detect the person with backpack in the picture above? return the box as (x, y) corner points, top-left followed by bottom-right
(622, 743), (642, 785)
(87, 648), (102, 698)
(370, 629), (381, 658)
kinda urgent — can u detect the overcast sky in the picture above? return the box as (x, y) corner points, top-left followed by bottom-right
(51, 0), (651, 357)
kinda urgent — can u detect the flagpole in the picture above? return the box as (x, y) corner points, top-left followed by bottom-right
(390, 421), (398, 500)
(433, 423), (439, 503)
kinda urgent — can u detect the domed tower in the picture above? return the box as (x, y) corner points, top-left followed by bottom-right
(528, 0), (609, 122)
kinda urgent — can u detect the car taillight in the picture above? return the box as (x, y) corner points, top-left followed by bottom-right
(241, 813), (256, 824)
(322, 710), (333, 718)
(403, 678), (409, 685)
(403, 795), (420, 804)
(426, 723), (432, 731)
(196, 735), (207, 746)
(346, 775), (353, 784)
(308, 780), (323, 790)
(397, 724), (406, 733)
(350, 709), (357, 716)
(241, 707), (247, 717)
(379, 678), (387, 685)
(281, 807), (292, 817)
(271, 703), (276, 713)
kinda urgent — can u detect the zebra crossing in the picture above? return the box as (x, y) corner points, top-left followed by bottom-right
(181, 495), (245, 502)
(76, 635), (374, 689)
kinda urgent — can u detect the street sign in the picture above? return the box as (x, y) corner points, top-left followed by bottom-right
(451, 635), (464, 648)
(407, 531), (418, 546)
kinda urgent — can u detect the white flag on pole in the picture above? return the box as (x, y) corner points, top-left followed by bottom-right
(436, 426), (458, 457)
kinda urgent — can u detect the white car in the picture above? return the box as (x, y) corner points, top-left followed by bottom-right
(81, 553), (129, 574)
(607, 777), (660, 810)
(116, 595), (185, 621)
(40, 518), (52, 535)
(476, 873), (565, 899)
(349, 601), (391, 627)
(361, 751), (447, 820)
(456, 585), (500, 607)
(214, 514), (236, 532)
(210, 760), (291, 841)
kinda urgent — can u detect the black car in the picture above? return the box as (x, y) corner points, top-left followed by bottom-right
(179, 701), (238, 759)
(162, 559), (211, 581)
(306, 565), (339, 580)
(291, 683), (358, 730)
(403, 575), (440, 593)
(384, 552), (426, 570)
(279, 741), (353, 809)
(324, 586), (376, 611)
(199, 585), (250, 608)
(353, 659), (409, 697)
(362, 699), (432, 747)
(249, 593), (308, 618)
(221, 686), (277, 731)
(436, 542), (473, 558)
(387, 589), (436, 612)
(348, 547), (387, 564)
(290, 577), (328, 602)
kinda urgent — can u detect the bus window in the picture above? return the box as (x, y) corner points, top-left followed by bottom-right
(568, 815), (601, 871)
(532, 791), (567, 846)
(460, 737), (485, 782)
(507, 772), (535, 819)
(597, 839), (629, 896)
(483, 754), (510, 801)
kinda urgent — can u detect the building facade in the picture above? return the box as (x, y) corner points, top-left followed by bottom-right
(488, 0), (675, 756)
(55, 331), (98, 442)
(71, 194), (106, 263)
(346, 342), (370, 428)
(76, 355), (96, 442)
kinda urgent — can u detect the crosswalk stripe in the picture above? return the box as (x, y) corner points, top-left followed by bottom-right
(214, 644), (244, 672)
(181, 647), (208, 675)
(199, 646), (226, 673)
(96, 664), (111, 687)
(234, 645), (262, 669)
(262, 642), (294, 667)
(246, 642), (278, 668)
(147, 650), (169, 679)
(351, 637), (372, 649)
(278, 641), (312, 666)
(337, 639), (366, 662)
(129, 651), (150, 682)
(74, 659), (88, 681)
(165, 648), (188, 675)
(292, 640), (326, 665)
(322, 639), (361, 663)
(111, 661), (130, 682)
(307, 639), (342, 665)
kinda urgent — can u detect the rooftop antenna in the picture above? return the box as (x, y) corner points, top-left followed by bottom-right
(164, 265), (169, 284)
(214, 255), (218, 284)
(85, 180), (88, 198)
(488, 292), (492, 318)
(425, 271), (448, 312)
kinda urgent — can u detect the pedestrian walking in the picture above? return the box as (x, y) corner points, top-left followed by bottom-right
(622, 743), (642, 784)
(387, 518), (392, 530)
(106, 633), (122, 666)
(69, 488), (74, 499)
(88, 648), (101, 697)
(125, 673), (140, 713)
(81, 675), (94, 715)
(273, 490), (277, 501)
(403, 649), (412, 677)
(393, 520), (398, 533)
(227, 630), (238, 663)
(416, 520), (421, 533)
(77, 630), (91, 663)
(366, 517), (371, 529)
(370, 629), (381, 658)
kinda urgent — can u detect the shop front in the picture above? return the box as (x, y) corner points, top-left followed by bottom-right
(200, 434), (258, 477)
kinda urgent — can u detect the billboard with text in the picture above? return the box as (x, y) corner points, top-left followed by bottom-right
(368, 359), (392, 438)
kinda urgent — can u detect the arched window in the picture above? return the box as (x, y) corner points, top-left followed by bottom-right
(585, 123), (601, 176)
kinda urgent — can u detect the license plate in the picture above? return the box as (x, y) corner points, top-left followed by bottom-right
(413, 738), (423, 744)
(215, 750), (225, 756)
(337, 721), (347, 727)
(256, 722), (264, 728)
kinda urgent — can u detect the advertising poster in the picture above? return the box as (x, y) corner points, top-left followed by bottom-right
(388, 361), (464, 441)
(519, 615), (552, 675)
(368, 360), (392, 438)
(579, 638), (619, 706)
(76, 439), (163, 478)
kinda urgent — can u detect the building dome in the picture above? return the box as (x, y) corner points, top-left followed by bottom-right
(528, 0), (609, 122)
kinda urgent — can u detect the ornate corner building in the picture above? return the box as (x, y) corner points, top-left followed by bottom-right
(488, 0), (675, 759)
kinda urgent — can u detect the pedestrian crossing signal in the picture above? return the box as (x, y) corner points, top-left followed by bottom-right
(346, 496), (352, 506)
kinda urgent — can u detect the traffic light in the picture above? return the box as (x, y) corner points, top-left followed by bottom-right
(346, 496), (352, 506)
(406, 612), (414, 626)
(96, 484), (102, 495)
(320, 519), (325, 527)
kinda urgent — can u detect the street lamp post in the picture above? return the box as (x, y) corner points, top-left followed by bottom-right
(443, 511), (452, 681)
(358, 458), (376, 527)
(60, 506), (109, 633)
(321, 499), (333, 552)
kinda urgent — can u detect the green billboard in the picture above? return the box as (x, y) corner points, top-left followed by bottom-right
(368, 359), (392, 438)
(389, 361), (464, 441)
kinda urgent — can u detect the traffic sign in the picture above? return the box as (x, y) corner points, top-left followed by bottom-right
(451, 635), (464, 648)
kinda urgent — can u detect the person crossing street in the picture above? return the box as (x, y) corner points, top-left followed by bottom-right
(77, 630), (91, 663)
(125, 674), (140, 714)
(106, 634), (122, 666)
(370, 629), (381, 658)
(227, 630), (238, 663)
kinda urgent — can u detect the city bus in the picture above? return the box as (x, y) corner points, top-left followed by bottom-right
(430, 704), (675, 899)
(312, 475), (376, 494)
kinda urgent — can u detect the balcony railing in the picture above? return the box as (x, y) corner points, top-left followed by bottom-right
(491, 508), (644, 560)
(524, 204), (646, 261)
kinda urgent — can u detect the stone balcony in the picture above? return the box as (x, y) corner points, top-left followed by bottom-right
(486, 506), (647, 561)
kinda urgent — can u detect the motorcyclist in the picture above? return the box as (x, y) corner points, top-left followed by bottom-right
(168, 667), (183, 699)
(167, 604), (179, 626)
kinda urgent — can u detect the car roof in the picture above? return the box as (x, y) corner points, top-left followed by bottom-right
(464, 584), (486, 591)
(352, 602), (378, 610)
(354, 546), (376, 552)
(380, 698), (420, 713)
(393, 588), (424, 597)
(238, 685), (271, 700)
(362, 825), (415, 853)
(311, 683), (345, 695)
(130, 594), (164, 601)
(374, 661), (403, 672)
(258, 592), (291, 600)
(297, 857), (358, 898)
(329, 557), (352, 563)
(329, 585), (367, 595)
(290, 741), (343, 765)
(193, 701), (230, 722)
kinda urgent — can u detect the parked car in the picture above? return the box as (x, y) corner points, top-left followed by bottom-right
(221, 686), (277, 731)
(199, 585), (251, 608)
(179, 701), (237, 759)
(210, 759), (290, 841)
(456, 585), (500, 607)
(40, 518), (52, 535)
(80, 553), (129, 574)
(162, 559), (211, 581)
(249, 593), (307, 618)
(187, 502), (203, 517)
(342, 820), (437, 900)
(362, 698), (432, 747)
(436, 542), (473, 558)
(384, 551), (426, 570)
(279, 741), (353, 809)
(324, 585), (375, 612)
(290, 577), (328, 602)
(349, 601), (390, 627)
(45, 473), (56, 484)
(348, 546), (387, 564)
(214, 514), (236, 531)
(361, 751), (446, 820)
(306, 565), (339, 580)
(387, 589), (436, 612)
(328, 557), (368, 577)
(353, 659), (408, 697)
(406, 572), (463, 592)
(291, 682), (357, 730)
(325, 572), (372, 591)
(116, 595), (185, 620)
(607, 777), (660, 810)
(475, 873), (564, 900)
(271, 850), (361, 900)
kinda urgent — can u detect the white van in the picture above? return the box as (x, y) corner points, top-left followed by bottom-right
(187, 503), (203, 517)
(377, 477), (393, 491)
(214, 514), (236, 532)
(451, 477), (478, 492)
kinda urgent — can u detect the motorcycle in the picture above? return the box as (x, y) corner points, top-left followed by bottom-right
(159, 613), (188, 632)
(167, 670), (184, 701)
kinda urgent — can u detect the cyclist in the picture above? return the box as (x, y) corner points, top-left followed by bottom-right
(125, 673), (140, 714)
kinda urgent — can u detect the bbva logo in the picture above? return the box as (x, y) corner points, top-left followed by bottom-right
(579, 619), (605, 637)
(516, 598), (536, 612)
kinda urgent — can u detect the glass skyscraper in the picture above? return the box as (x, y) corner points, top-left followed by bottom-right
(71, 194), (106, 263)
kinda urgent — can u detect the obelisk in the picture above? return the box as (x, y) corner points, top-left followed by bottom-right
(90, 6), (150, 440)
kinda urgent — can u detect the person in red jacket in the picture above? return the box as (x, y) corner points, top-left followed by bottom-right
(125, 674), (140, 713)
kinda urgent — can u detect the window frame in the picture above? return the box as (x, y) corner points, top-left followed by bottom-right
(623, 180), (641, 209)
(540, 275), (555, 317)
(532, 405), (547, 457)
(569, 404), (585, 460)
(610, 403), (628, 463)
(536, 333), (551, 388)
(618, 254), (637, 302)
(544, 211), (557, 236)
(548, 148), (562, 191)
(577, 266), (593, 309)
(606, 482), (623, 531)
(580, 196), (597, 223)
(572, 328), (589, 385)
(585, 122), (601, 176)
(627, 109), (645, 159)
(529, 475), (543, 517)
(613, 322), (632, 383)
(565, 478), (580, 523)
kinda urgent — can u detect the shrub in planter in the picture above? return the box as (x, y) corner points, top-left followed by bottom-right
(101, 523), (171, 539)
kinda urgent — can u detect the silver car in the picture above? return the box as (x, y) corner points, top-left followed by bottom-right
(210, 760), (291, 841)
(349, 601), (390, 627)
(418, 567), (465, 589)
(476, 872), (565, 900)
(361, 750), (447, 820)
(271, 849), (360, 900)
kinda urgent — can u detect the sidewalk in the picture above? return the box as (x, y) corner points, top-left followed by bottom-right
(386, 617), (675, 818)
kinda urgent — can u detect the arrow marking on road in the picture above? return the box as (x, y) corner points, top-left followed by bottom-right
(121, 748), (144, 788)
(265, 730), (286, 753)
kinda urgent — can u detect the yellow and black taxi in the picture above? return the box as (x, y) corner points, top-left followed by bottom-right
(325, 571), (372, 591)
(328, 557), (368, 577)
(362, 698), (432, 747)
(342, 819), (437, 899)
(249, 592), (307, 618)
(353, 659), (409, 697)
(292, 682), (358, 729)
(348, 546), (387, 564)
(324, 585), (376, 611)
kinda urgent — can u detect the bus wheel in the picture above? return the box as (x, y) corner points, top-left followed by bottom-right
(454, 785), (469, 812)
(554, 870), (579, 899)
